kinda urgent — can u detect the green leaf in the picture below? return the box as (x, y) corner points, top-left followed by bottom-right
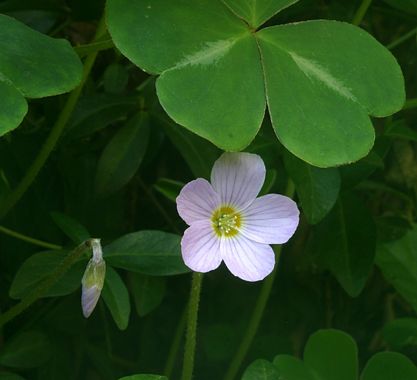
(383, 318), (417, 350)
(67, 94), (137, 139)
(9, 251), (86, 299)
(257, 21), (403, 167)
(128, 273), (166, 317)
(103, 63), (129, 94)
(0, 14), (82, 135)
(223, 0), (298, 28)
(107, 1), (404, 167)
(95, 112), (150, 196)
(259, 169), (277, 196)
(242, 359), (280, 380)
(153, 178), (183, 203)
(155, 113), (220, 179)
(313, 194), (376, 297)
(104, 230), (189, 276)
(361, 352), (417, 380)
(118, 375), (167, 380)
(304, 330), (358, 380)
(102, 267), (131, 330)
(284, 152), (340, 224)
(273, 355), (316, 380)
(50, 211), (90, 244)
(376, 225), (417, 313)
(0, 331), (51, 369)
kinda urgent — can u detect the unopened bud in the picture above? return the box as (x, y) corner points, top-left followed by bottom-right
(81, 239), (106, 318)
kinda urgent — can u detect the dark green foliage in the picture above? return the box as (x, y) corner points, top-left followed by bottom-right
(0, 1), (417, 379)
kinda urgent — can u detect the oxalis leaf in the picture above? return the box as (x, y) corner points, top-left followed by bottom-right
(107, 0), (404, 167)
(0, 14), (82, 136)
(266, 329), (417, 380)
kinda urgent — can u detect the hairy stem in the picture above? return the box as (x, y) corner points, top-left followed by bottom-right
(0, 225), (62, 250)
(0, 240), (93, 328)
(352, 0), (373, 26)
(0, 16), (107, 220)
(181, 272), (203, 380)
(223, 180), (296, 380)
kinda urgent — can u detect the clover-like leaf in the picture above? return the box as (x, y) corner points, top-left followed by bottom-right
(0, 14), (82, 136)
(107, 0), (404, 167)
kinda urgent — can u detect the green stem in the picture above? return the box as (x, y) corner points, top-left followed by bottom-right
(0, 239), (93, 328)
(223, 180), (296, 380)
(352, 0), (373, 26)
(74, 38), (115, 57)
(164, 305), (188, 377)
(0, 16), (107, 220)
(181, 272), (203, 380)
(403, 98), (417, 110)
(387, 26), (417, 50)
(0, 225), (62, 250)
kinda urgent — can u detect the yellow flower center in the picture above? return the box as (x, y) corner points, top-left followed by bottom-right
(211, 205), (242, 237)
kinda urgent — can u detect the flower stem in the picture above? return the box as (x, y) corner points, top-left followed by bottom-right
(223, 180), (296, 380)
(0, 239), (93, 328)
(0, 16), (107, 220)
(352, 0), (373, 26)
(181, 272), (203, 380)
(0, 225), (62, 250)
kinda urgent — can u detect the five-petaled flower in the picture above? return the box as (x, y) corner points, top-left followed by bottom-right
(176, 152), (300, 282)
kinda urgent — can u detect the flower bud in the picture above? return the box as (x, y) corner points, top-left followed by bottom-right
(81, 239), (106, 318)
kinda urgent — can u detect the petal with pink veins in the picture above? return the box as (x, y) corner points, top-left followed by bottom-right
(181, 220), (222, 273)
(211, 152), (265, 209)
(240, 194), (300, 244)
(221, 235), (275, 281)
(176, 178), (220, 225)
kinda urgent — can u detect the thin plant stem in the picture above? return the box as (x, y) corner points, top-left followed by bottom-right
(181, 272), (203, 380)
(0, 225), (62, 250)
(352, 0), (373, 26)
(387, 26), (417, 50)
(403, 98), (417, 110)
(164, 305), (187, 377)
(0, 16), (107, 220)
(74, 38), (115, 57)
(0, 239), (93, 328)
(223, 180), (296, 380)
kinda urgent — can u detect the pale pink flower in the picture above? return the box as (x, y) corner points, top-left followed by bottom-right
(176, 152), (299, 282)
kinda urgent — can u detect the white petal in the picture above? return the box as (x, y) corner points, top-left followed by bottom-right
(241, 194), (300, 244)
(211, 152), (265, 209)
(82, 285), (101, 318)
(176, 178), (220, 225)
(181, 220), (222, 273)
(221, 235), (275, 282)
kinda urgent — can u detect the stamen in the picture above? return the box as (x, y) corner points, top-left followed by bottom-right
(211, 205), (242, 237)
